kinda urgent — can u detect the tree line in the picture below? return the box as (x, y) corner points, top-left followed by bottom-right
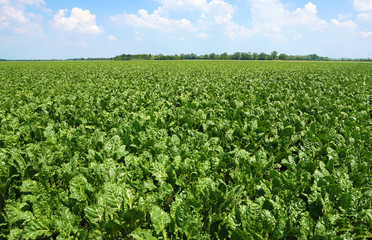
(1, 52), (370, 62)
(112, 52), (371, 62)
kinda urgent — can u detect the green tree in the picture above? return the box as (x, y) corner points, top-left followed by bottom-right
(232, 52), (241, 60)
(221, 52), (229, 60)
(279, 53), (287, 60)
(252, 52), (258, 60)
(271, 51), (278, 60)
(309, 54), (319, 61)
(258, 52), (267, 60)
(241, 52), (249, 60)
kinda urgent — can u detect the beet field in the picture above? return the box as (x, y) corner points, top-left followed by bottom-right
(0, 61), (371, 239)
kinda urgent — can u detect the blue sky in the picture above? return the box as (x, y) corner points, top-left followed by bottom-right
(0, 0), (371, 59)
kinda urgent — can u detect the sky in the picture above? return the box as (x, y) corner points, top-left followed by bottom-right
(0, 0), (371, 59)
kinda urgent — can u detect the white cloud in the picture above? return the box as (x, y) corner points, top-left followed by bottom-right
(111, 0), (250, 39)
(107, 35), (117, 41)
(206, 0), (235, 24)
(2, 5), (28, 23)
(16, 0), (44, 6)
(110, 0), (328, 41)
(197, 0), (235, 27)
(52, 7), (104, 35)
(0, 0), (44, 5)
(197, 32), (209, 39)
(0, 0), (44, 34)
(224, 22), (254, 39)
(0, 5), (42, 34)
(337, 13), (352, 21)
(197, 0), (254, 39)
(293, 3), (327, 29)
(361, 31), (372, 38)
(331, 19), (358, 29)
(354, 0), (372, 12)
(110, 7), (196, 32)
(156, 0), (207, 11)
(249, 1), (327, 39)
(293, 33), (302, 40)
(357, 12), (372, 21)
(0, 15), (8, 28)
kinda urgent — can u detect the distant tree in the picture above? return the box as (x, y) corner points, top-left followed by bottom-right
(232, 52), (241, 60)
(252, 52), (258, 60)
(240, 52), (249, 60)
(295, 55), (304, 61)
(271, 51), (278, 60)
(309, 54), (319, 61)
(111, 52), (334, 62)
(184, 53), (197, 59)
(247, 52), (253, 60)
(221, 52), (229, 60)
(258, 52), (267, 60)
(279, 53), (287, 60)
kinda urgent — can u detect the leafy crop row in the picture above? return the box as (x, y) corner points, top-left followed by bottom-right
(0, 61), (371, 239)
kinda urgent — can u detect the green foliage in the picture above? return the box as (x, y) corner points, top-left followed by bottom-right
(0, 61), (371, 239)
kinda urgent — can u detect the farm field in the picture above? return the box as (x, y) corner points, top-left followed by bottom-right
(0, 61), (371, 239)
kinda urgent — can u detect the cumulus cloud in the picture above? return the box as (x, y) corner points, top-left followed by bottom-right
(353, 0), (372, 12)
(2, 5), (28, 23)
(357, 12), (372, 21)
(110, 7), (196, 32)
(0, 13), (7, 29)
(351, 0), (372, 34)
(52, 7), (104, 35)
(224, 22), (254, 39)
(107, 35), (117, 41)
(293, 3), (327, 29)
(197, 32), (209, 39)
(110, 0), (331, 41)
(0, 0), (44, 5)
(337, 13), (353, 21)
(330, 19), (358, 29)
(156, 0), (207, 11)
(111, 0), (251, 39)
(17, 0), (44, 6)
(197, 0), (254, 39)
(205, 0), (235, 24)
(361, 31), (372, 38)
(249, 1), (327, 39)
(0, 4), (43, 34)
(0, 0), (44, 34)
